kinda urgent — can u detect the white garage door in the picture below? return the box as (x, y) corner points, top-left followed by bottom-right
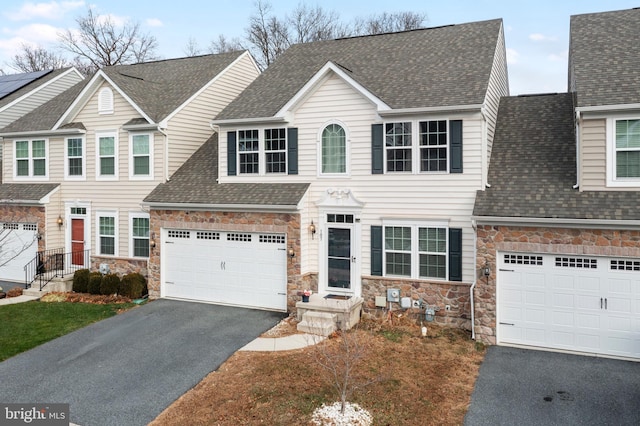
(498, 252), (640, 359)
(0, 222), (38, 282)
(162, 229), (287, 311)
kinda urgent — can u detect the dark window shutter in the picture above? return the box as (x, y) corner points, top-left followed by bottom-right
(448, 228), (462, 281)
(371, 124), (384, 174)
(287, 127), (298, 175)
(371, 225), (383, 276)
(227, 131), (237, 176)
(449, 120), (463, 173)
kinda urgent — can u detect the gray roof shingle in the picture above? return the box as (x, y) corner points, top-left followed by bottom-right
(570, 8), (640, 107)
(144, 133), (309, 207)
(216, 19), (503, 120)
(473, 93), (640, 221)
(0, 183), (59, 203)
(1, 52), (247, 134)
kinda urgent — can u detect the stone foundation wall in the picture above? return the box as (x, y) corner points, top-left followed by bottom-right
(148, 209), (301, 309)
(475, 225), (640, 344)
(90, 256), (148, 277)
(0, 204), (46, 252)
(361, 276), (472, 329)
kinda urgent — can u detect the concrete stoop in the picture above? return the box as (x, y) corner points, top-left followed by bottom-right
(297, 311), (338, 336)
(296, 294), (364, 336)
(24, 275), (73, 297)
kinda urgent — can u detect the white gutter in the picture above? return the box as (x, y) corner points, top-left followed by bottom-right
(122, 123), (158, 131)
(378, 104), (483, 117)
(470, 219), (477, 340)
(0, 128), (86, 138)
(576, 103), (640, 113)
(211, 116), (287, 126)
(574, 110), (581, 189)
(141, 202), (299, 213)
(472, 215), (640, 229)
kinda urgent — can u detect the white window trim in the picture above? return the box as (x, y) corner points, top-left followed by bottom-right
(13, 138), (49, 181)
(606, 116), (640, 187)
(64, 136), (86, 180)
(129, 132), (154, 180)
(129, 212), (150, 258)
(64, 201), (91, 259)
(95, 130), (119, 181)
(382, 219), (449, 280)
(235, 127), (289, 176)
(98, 87), (114, 115)
(317, 120), (350, 178)
(383, 120), (451, 175)
(95, 211), (118, 257)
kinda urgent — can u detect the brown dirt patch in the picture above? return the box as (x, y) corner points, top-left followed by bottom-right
(151, 313), (485, 425)
(40, 292), (134, 305)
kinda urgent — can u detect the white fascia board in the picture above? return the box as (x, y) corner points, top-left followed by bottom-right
(0, 128), (86, 138)
(576, 103), (640, 114)
(275, 61), (391, 117)
(53, 71), (154, 130)
(0, 68), (84, 115)
(211, 116), (287, 126)
(378, 104), (484, 117)
(142, 201), (299, 213)
(163, 51), (255, 124)
(472, 215), (640, 230)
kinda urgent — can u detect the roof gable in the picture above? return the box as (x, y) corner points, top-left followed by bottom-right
(216, 19), (503, 121)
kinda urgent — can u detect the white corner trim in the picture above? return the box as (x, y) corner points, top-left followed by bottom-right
(275, 61), (391, 117)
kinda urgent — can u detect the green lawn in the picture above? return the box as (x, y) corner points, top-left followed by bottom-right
(0, 301), (135, 361)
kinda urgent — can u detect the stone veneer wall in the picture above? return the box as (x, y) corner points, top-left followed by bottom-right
(0, 205), (46, 252)
(90, 256), (148, 277)
(148, 210), (301, 309)
(361, 277), (472, 328)
(475, 225), (640, 344)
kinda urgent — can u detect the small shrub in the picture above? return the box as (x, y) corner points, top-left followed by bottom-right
(100, 273), (121, 295)
(120, 272), (147, 299)
(6, 287), (23, 298)
(88, 272), (103, 295)
(73, 269), (90, 293)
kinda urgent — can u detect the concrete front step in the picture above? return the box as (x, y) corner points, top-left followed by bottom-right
(297, 311), (338, 336)
(24, 275), (74, 296)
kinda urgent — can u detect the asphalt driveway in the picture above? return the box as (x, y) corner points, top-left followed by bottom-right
(0, 299), (284, 425)
(464, 346), (640, 425)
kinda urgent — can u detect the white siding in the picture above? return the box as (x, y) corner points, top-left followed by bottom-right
(167, 53), (259, 176)
(219, 73), (485, 282)
(580, 118), (606, 190)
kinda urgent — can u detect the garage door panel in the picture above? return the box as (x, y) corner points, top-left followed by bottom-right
(0, 223), (38, 282)
(498, 251), (640, 360)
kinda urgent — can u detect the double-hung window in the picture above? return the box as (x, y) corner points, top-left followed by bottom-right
(265, 128), (287, 173)
(15, 139), (47, 178)
(385, 122), (412, 172)
(419, 120), (448, 172)
(97, 212), (117, 256)
(384, 222), (448, 280)
(608, 118), (640, 186)
(97, 132), (117, 179)
(238, 130), (259, 174)
(130, 133), (152, 179)
(321, 124), (347, 174)
(65, 137), (85, 179)
(130, 213), (150, 258)
(229, 128), (292, 175)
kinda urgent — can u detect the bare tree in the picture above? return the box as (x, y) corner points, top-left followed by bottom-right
(9, 43), (70, 73)
(183, 37), (201, 57)
(352, 11), (428, 35)
(58, 8), (159, 74)
(245, 0), (290, 69)
(287, 3), (342, 43)
(208, 35), (244, 54)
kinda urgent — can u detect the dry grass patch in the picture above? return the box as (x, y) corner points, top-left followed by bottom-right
(151, 315), (484, 425)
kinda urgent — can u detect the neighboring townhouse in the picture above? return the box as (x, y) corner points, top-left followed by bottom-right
(0, 68), (84, 172)
(144, 19), (509, 324)
(473, 8), (640, 360)
(0, 52), (260, 284)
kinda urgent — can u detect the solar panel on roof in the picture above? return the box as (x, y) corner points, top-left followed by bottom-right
(0, 69), (51, 100)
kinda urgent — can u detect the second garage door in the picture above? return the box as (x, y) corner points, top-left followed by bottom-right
(497, 252), (640, 359)
(162, 229), (288, 311)
(0, 222), (38, 282)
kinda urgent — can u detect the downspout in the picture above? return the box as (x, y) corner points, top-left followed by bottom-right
(470, 219), (477, 340)
(157, 126), (169, 182)
(573, 110), (581, 189)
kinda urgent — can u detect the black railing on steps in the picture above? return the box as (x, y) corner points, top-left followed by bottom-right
(24, 248), (90, 291)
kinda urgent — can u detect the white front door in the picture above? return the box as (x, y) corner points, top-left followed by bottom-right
(322, 213), (358, 295)
(497, 252), (640, 360)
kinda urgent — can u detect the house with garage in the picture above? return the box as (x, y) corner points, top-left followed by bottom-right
(473, 8), (640, 360)
(0, 52), (260, 285)
(144, 19), (509, 325)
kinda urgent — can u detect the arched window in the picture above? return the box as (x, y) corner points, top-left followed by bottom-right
(98, 87), (114, 114)
(321, 124), (346, 174)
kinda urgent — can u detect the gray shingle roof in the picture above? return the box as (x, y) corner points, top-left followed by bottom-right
(0, 183), (59, 203)
(144, 133), (309, 207)
(570, 8), (640, 107)
(217, 19), (503, 120)
(473, 93), (640, 221)
(1, 52), (247, 134)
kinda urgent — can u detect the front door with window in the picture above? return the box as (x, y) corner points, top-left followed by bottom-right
(324, 214), (357, 294)
(71, 218), (84, 265)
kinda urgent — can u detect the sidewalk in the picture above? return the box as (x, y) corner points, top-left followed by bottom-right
(240, 333), (325, 351)
(0, 295), (39, 305)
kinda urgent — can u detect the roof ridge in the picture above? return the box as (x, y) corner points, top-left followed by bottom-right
(105, 51), (244, 69)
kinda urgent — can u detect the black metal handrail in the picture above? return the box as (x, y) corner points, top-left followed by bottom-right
(24, 248), (91, 291)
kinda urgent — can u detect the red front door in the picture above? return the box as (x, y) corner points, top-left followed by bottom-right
(71, 218), (84, 265)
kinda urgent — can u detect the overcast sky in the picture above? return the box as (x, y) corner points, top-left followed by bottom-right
(1, 0), (638, 95)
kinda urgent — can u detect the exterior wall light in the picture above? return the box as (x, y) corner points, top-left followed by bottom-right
(309, 220), (316, 239)
(56, 215), (64, 228)
(288, 248), (295, 258)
